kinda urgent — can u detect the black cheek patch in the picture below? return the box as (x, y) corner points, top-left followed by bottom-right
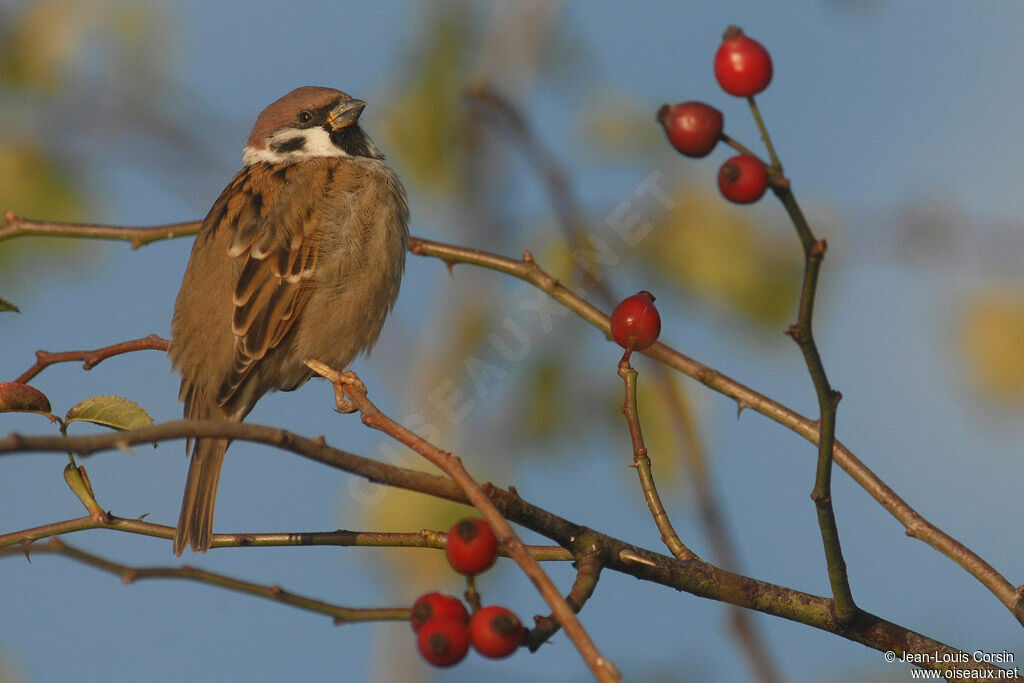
(270, 137), (307, 154)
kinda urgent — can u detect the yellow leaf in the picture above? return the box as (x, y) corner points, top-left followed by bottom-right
(956, 287), (1024, 402)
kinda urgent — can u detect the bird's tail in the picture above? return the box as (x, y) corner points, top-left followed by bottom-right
(173, 434), (230, 556)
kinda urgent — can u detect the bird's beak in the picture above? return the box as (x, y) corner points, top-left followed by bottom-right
(327, 98), (366, 130)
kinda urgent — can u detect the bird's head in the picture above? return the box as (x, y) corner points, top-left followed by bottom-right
(242, 86), (383, 166)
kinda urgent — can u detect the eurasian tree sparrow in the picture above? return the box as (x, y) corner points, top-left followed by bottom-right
(169, 86), (408, 555)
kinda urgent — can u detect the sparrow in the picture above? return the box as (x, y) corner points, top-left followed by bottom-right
(168, 86), (409, 555)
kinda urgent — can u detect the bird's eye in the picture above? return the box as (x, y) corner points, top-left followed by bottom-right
(298, 111), (313, 124)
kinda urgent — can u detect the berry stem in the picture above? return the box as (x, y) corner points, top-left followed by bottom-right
(771, 164), (858, 625)
(745, 96), (783, 174)
(617, 356), (698, 562)
(464, 575), (483, 612)
(719, 132), (761, 160)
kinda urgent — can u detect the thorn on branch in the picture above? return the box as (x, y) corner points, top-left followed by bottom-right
(617, 548), (657, 567)
(735, 400), (751, 419)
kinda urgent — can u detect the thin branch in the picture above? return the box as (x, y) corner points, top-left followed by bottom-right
(746, 95), (856, 623)
(0, 511), (571, 561)
(526, 544), (603, 651)
(3, 213), (1021, 649)
(407, 235), (1024, 626)
(4, 538), (409, 625)
(0, 211), (200, 248)
(0, 419), (1010, 673)
(15, 334), (169, 384)
(747, 96), (783, 173)
(8, 213), (1014, 625)
(304, 364), (621, 683)
(618, 352), (697, 561)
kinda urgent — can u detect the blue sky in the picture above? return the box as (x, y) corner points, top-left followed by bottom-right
(3, 1), (1024, 681)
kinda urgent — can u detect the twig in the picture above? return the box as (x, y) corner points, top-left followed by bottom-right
(0, 212), (200, 248)
(617, 352), (697, 561)
(7, 213), (1012, 625)
(4, 538), (409, 625)
(746, 95), (856, 623)
(407, 235), (1024, 626)
(0, 511), (571, 560)
(3, 214), (1021, 636)
(527, 542), (602, 651)
(15, 334), (169, 384)
(303, 363), (621, 683)
(0, 418), (1011, 672)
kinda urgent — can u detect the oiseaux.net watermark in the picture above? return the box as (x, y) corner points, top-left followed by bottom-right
(885, 648), (1019, 679)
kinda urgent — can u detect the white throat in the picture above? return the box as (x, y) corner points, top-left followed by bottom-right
(242, 127), (349, 166)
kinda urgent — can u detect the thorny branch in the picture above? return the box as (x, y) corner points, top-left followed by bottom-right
(16, 334), (169, 384)
(617, 352), (696, 561)
(2, 538), (411, 625)
(0, 420), (1011, 676)
(303, 363), (621, 683)
(408, 235), (1024, 627)
(746, 92), (857, 623)
(3, 217), (1022, 666)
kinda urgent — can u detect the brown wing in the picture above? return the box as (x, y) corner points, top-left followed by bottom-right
(213, 161), (331, 409)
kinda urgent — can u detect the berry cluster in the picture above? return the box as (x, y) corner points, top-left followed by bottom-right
(412, 517), (526, 668)
(658, 26), (775, 204)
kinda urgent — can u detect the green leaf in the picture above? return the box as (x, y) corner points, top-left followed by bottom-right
(0, 381), (52, 414)
(0, 296), (19, 312)
(65, 395), (153, 431)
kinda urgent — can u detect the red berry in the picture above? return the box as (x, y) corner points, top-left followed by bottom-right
(610, 292), (661, 351)
(713, 26), (773, 97)
(445, 518), (498, 576)
(411, 593), (469, 633)
(657, 101), (723, 158)
(417, 618), (471, 667)
(717, 154), (769, 204)
(469, 606), (525, 659)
